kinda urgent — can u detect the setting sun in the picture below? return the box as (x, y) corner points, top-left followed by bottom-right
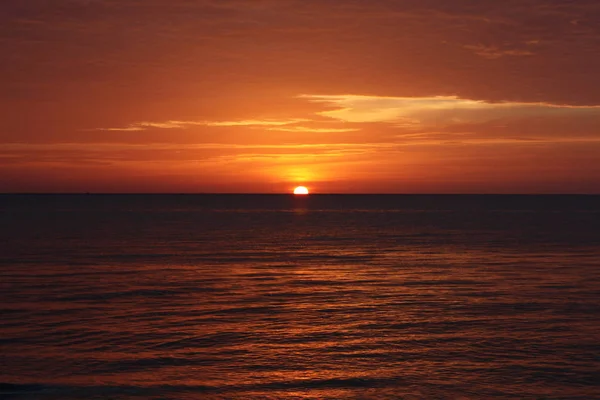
(293, 186), (309, 195)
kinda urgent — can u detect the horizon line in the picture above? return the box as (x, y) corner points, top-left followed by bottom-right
(1, 192), (599, 196)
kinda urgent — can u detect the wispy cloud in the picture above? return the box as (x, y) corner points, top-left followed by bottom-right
(97, 121), (198, 131)
(267, 126), (359, 133)
(0, 142), (397, 152)
(463, 44), (536, 59)
(299, 94), (600, 127)
(0, 141), (396, 169)
(95, 119), (309, 131)
(100, 126), (146, 132)
(204, 119), (309, 127)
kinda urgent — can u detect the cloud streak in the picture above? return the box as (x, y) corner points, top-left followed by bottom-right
(95, 119), (310, 131)
(300, 94), (600, 128)
(267, 126), (359, 133)
(463, 44), (536, 59)
(0, 142), (397, 152)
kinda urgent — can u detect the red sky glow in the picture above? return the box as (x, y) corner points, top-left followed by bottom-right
(2, 0), (600, 193)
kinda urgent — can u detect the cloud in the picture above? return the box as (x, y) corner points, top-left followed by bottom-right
(299, 94), (600, 128)
(0, 142), (396, 152)
(205, 119), (309, 127)
(0, 141), (396, 170)
(96, 121), (196, 131)
(267, 126), (359, 133)
(100, 126), (146, 132)
(463, 44), (535, 59)
(95, 118), (309, 131)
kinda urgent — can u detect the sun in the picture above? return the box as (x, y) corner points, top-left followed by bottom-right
(293, 186), (309, 195)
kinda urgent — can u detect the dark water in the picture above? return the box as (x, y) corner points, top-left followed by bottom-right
(1, 194), (599, 399)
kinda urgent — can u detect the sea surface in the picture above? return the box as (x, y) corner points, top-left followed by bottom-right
(1, 194), (599, 399)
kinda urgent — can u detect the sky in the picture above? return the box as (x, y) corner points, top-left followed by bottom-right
(1, 0), (600, 193)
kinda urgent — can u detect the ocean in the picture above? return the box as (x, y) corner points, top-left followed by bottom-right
(1, 194), (599, 399)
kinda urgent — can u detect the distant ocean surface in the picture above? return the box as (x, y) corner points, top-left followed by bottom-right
(1, 194), (599, 399)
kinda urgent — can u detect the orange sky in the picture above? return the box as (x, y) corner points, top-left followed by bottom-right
(1, 0), (600, 193)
